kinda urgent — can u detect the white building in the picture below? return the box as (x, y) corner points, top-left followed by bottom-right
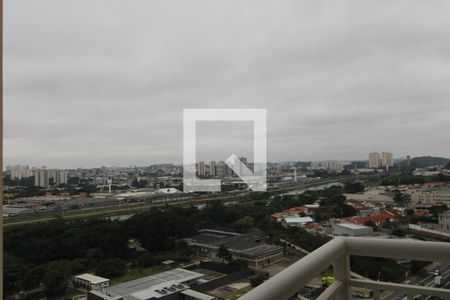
(310, 160), (344, 172)
(91, 268), (206, 300)
(381, 152), (394, 168)
(333, 223), (374, 237)
(197, 161), (206, 177)
(409, 188), (450, 206)
(369, 153), (382, 169)
(281, 216), (314, 228)
(73, 273), (110, 292)
(9, 165), (33, 180)
(34, 168), (49, 187)
(209, 161), (216, 176)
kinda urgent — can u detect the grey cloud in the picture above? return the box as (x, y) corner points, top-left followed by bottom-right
(4, 0), (450, 168)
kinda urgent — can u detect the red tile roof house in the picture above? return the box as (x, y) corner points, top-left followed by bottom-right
(343, 210), (400, 226)
(271, 207), (310, 222)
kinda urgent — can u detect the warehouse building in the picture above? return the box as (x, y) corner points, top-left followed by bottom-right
(183, 229), (284, 268)
(88, 268), (211, 300)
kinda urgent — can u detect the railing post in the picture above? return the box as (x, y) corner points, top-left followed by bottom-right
(333, 254), (351, 300)
(373, 289), (381, 300)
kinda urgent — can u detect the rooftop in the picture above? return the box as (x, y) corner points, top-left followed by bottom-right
(335, 222), (372, 230)
(75, 273), (110, 284)
(105, 268), (204, 300)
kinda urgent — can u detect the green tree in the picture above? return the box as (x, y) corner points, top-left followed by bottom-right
(234, 216), (255, 233)
(43, 260), (71, 295)
(394, 191), (411, 207)
(137, 252), (155, 268)
(344, 182), (365, 193)
(218, 245), (232, 263)
(95, 258), (127, 278)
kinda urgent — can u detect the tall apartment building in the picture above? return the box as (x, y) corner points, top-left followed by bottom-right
(196, 161), (206, 177)
(209, 161), (216, 176)
(381, 152), (394, 168)
(8, 165), (33, 179)
(34, 168), (49, 187)
(34, 168), (68, 187)
(310, 160), (344, 172)
(369, 152), (382, 169)
(216, 160), (228, 178)
(54, 170), (68, 185)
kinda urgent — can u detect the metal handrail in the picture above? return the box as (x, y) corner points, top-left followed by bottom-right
(238, 237), (450, 300)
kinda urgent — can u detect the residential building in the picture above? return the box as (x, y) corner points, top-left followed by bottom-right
(48, 169), (68, 185)
(409, 188), (450, 206)
(8, 165), (33, 179)
(310, 160), (344, 172)
(34, 168), (49, 187)
(368, 152), (381, 169)
(216, 160), (228, 178)
(381, 152), (394, 168)
(209, 161), (216, 176)
(271, 206), (310, 222)
(439, 211), (450, 233)
(343, 210), (400, 226)
(196, 161), (206, 177)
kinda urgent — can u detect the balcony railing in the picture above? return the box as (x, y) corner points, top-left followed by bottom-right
(239, 237), (450, 300)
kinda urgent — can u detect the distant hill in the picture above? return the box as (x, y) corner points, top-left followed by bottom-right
(409, 156), (450, 168)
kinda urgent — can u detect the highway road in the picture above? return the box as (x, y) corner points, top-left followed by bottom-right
(4, 177), (353, 227)
(382, 263), (450, 300)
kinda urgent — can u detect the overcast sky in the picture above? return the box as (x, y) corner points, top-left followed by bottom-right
(5, 1), (450, 168)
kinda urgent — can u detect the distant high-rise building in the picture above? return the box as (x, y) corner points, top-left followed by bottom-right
(34, 168), (68, 187)
(55, 170), (68, 185)
(216, 161), (228, 178)
(196, 161), (206, 177)
(9, 165), (33, 180)
(310, 160), (344, 172)
(381, 152), (394, 168)
(209, 161), (216, 177)
(369, 152), (382, 169)
(34, 168), (49, 187)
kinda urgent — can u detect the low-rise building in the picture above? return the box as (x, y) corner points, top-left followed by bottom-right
(88, 268), (207, 300)
(343, 210), (400, 226)
(74, 273), (110, 292)
(281, 216), (314, 228)
(333, 222), (374, 237)
(439, 211), (450, 233)
(409, 188), (450, 206)
(183, 229), (284, 268)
